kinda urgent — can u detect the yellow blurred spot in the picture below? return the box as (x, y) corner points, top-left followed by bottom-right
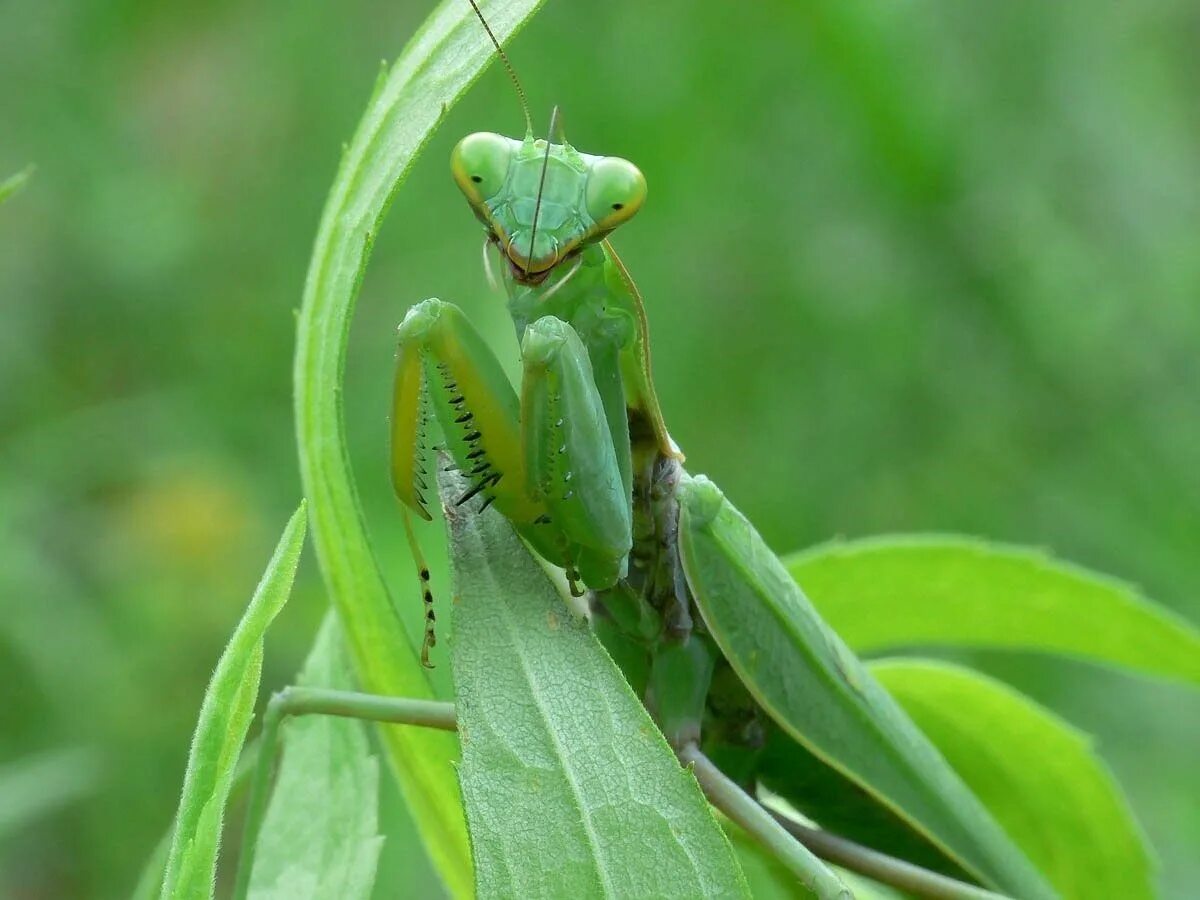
(118, 470), (253, 569)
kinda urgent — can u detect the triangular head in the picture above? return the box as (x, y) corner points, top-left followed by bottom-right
(451, 132), (647, 283)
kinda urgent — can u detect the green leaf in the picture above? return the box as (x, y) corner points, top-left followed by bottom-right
(292, 1), (547, 894)
(787, 534), (1200, 684)
(441, 468), (749, 899)
(872, 658), (1155, 900)
(159, 503), (307, 900)
(133, 742), (265, 900)
(248, 615), (382, 900)
(0, 165), (34, 205)
(677, 477), (1055, 899)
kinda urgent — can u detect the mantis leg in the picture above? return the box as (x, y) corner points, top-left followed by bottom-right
(390, 300), (634, 654)
(520, 314), (632, 590)
(391, 298), (563, 664)
(391, 299), (631, 577)
(391, 298), (544, 528)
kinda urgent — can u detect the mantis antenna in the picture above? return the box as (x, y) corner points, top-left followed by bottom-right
(465, 0), (533, 136)
(526, 105), (561, 279)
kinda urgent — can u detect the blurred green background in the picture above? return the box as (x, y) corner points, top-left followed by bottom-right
(2, 0), (1198, 896)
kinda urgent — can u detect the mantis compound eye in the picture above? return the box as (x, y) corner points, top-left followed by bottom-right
(585, 157), (647, 234)
(451, 132), (514, 205)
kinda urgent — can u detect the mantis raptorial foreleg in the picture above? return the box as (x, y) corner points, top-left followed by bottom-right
(390, 297), (634, 653)
(519, 314), (631, 587)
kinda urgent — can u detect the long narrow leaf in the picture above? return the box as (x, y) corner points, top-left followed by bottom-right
(247, 615), (382, 900)
(787, 534), (1200, 683)
(677, 477), (1056, 898)
(292, 0), (548, 893)
(159, 503), (306, 900)
(872, 658), (1155, 899)
(442, 468), (749, 898)
(133, 742), (265, 900)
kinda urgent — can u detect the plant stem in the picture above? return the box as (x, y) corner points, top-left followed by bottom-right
(766, 808), (1011, 900)
(231, 688), (456, 900)
(260, 687), (457, 730)
(231, 694), (1008, 900)
(678, 742), (852, 899)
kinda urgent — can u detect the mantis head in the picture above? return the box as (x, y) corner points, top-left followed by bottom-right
(452, 132), (646, 284)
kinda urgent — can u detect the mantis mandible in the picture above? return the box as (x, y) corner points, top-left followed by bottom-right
(236, 4), (1058, 897)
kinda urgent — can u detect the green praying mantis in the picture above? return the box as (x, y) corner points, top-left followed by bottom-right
(232, 4), (1067, 898)
(383, 5), (1056, 898)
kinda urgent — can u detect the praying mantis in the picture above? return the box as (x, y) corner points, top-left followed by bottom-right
(380, 4), (1055, 898)
(231, 4), (1065, 898)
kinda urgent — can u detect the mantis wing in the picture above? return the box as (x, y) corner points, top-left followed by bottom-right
(676, 475), (1058, 900)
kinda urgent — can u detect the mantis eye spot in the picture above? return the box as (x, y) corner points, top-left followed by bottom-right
(584, 157), (646, 232)
(451, 133), (513, 203)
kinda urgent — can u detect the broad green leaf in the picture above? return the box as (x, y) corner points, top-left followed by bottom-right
(293, 0), (548, 894)
(677, 476), (1056, 899)
(248, 615), (382, 900)
(787, 534), (1200, 683)
(0, 165), (33, 205)
(160, 504), (306, 900)
(872, 658), (1155, 900)
(441, 469), (750, 899)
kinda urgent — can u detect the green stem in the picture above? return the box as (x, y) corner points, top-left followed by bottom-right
(678, 742), (852, 899)
(231, 688), (456, 900)
(230, 695), (1006, 900)
(767, 809), (1010, 900)
(260, 687), (457, 730)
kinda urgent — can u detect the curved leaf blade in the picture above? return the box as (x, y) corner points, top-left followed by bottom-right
(442, 469), (749, 899)
(248, 615), (382, 900)
(872, 658), (1155, 900)
(160, 503), (307, 900)
(787, 534), (1200, 684)
(677, 477), (1056, 899)
(292, 0), (548, 892)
